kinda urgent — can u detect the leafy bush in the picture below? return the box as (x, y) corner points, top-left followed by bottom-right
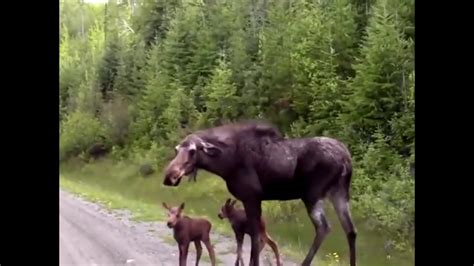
(351, 131), (414, 251)
(60, 111), (105, 161)
(100, 95), (131, 147)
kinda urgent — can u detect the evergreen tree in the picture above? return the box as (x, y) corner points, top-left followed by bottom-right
(133, 0), (180, 47)
(158, 3), (201, 88)
(161, 84), (199, 143)
(204, 58), (239, 125)
(344, 0), (413, 146)
(258, 0), (298, 129)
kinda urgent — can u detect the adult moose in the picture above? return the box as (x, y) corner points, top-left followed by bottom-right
(163, 121), (357, 266)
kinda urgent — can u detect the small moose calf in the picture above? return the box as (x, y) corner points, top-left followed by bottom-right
(218, 198), (282, 266)
(162, 202), (216, 266)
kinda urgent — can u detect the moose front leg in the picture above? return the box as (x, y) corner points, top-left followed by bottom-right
(179, 243), (189, 266)
(244, 200), (262, 266)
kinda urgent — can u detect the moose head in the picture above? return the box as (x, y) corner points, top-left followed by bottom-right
(162, 202), (185, 228)
(218, 198), (238, 219)
(163, 134), (225, 186)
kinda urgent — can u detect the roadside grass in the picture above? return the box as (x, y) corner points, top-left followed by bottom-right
(60, 158), (412, 266)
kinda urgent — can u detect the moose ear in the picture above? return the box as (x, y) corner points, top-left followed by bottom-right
(225, 198), (231, 206)
(230, 200), (237, 206)
(201, 142), (222, 157)
(179, 202), (185, 210)
(162, 202), (170, 210)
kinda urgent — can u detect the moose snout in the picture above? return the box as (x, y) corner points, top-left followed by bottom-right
(163, 174), (174, 186)
(163, 167), (182, 186)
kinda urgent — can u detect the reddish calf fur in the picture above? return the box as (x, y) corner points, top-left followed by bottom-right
(218, 198), (282, 266)
(162, 202), (216, 266)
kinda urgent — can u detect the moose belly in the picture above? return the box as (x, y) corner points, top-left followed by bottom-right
(261, 180), (303, 200)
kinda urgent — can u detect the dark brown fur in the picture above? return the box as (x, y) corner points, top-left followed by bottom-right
(162, 202), (216, 266)
(218, 198), (282, 266)
(163, 121), (357, 266)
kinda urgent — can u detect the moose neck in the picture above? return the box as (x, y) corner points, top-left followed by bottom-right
(196, 155), (236, 181)
(173, 216), (189, 232)
(227, 208), (243, 221)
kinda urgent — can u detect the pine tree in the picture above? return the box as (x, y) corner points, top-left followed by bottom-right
(344, 0), (413, 145)
(388, 70), (414, 156)
(128, 40), (148, 98)
(226, 1), (261, 118)
(131, 71), (174, 147)
(130, 39), (177, 147)
(258, 0), (298, 129)
(204, 58), (239, 125)
(325, 0), (359, 78)
(60, 26), (82, 115)
(158, 3), (201, 88)
(133, 0), (180, 47)
(186, 9), (218, 93)
(161, 84), (199, 144)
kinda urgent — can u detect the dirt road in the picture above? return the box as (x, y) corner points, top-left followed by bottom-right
(59, 189), (298, 266)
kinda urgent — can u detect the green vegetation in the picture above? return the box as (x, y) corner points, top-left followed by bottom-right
(61, 159), (412, 266)
(60, 0), (414, 264)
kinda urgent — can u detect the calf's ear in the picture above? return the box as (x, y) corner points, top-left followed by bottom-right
(179, 202), (185, 210)
(162, 202), (170, 210)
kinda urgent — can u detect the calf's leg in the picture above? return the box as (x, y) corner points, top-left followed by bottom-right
(234, 232), (244, 266)
(194, 240), (202, 266)
(264, 232), (282, 266)
(179, 243), (190, 266)
(202, 237), (216, 266)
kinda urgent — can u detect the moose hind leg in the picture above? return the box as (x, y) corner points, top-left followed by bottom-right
(203, 238), (216, 266)
(302, 199), (331, 266)
(194, 240), (202, 266)
(331, 193), (357, 266)
(264, 233), (282, 266)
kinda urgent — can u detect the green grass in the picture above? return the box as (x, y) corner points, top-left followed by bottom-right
(60, 176), (166, 221)
(60, 158), (413, 266)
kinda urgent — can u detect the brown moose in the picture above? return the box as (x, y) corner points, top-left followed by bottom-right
(218, 198), (282, 266)
(163, 121), (357, 266)
(162, 202), (216, 266)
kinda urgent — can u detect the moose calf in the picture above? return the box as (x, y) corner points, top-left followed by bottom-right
(162, 202), (216, 266)
(218, 198), (282, 266)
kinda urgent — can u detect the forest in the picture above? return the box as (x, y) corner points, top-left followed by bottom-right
(60, 0), (414, 263)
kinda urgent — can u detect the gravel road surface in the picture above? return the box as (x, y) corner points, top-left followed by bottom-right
(60, 189), (299, 266)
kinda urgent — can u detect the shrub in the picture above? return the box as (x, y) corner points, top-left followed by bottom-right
(60, 111), (105, 161)
(100, 94), (131, 147)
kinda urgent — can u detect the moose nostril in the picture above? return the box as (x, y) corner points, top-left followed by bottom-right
(163, 178), (172, 185)
(165, 168), (178, 179)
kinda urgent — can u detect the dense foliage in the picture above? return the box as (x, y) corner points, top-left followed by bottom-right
(60, 0), (414, 252)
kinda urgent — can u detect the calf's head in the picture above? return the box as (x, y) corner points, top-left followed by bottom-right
(163, 135), (223, 186)
(162, 202), (185, 228)
(218, 198), (237, 219)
